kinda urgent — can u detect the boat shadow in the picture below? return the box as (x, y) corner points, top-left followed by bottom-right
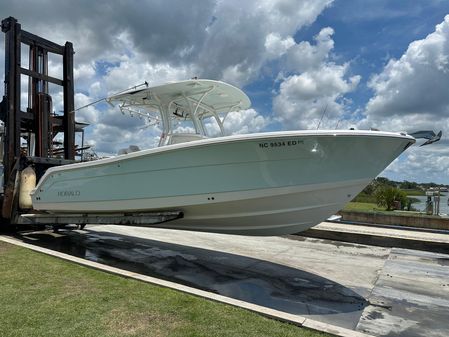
(17, 228), (368, 323)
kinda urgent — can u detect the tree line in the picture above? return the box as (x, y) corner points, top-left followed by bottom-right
(354, 177), (443, 211)
(362, 177), (448, 194)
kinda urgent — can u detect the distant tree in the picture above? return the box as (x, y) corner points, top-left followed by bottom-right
(374, 185), (408, 211)
(361, 181), (376, 195)
(375, 177), (397, 187)
(399, 180), (419, 190)
(362, 177), (395, 196)
(421, 182), (439, 189)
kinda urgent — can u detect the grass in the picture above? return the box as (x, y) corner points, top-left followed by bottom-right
(343, 202), (382, 212)
(352, 191), (422, 204)
(401, 189), (426, 196)
(0, 241), (330, 337)
(341, 202), (444, 218)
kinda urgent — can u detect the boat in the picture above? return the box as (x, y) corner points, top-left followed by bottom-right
(31, 79), (416, 235)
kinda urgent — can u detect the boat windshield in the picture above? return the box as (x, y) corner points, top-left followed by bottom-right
(107, 79), (251, 147)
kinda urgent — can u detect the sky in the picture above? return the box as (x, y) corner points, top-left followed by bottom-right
(1, 1), (449, 184)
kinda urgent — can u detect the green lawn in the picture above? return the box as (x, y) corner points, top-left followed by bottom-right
(0, 241), (330, 337)
(343, 202), (382, 212)
(401, 189), (426, 196)
(342, 202), (437, 218)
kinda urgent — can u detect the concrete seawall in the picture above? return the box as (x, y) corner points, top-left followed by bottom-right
(338, 210), (449, 230)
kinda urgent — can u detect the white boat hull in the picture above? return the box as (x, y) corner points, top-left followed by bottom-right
(31, 130), (414, 235)
(153, 179), (371, 235)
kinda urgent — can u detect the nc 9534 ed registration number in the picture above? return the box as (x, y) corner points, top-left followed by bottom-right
(258, 140), (304, 148)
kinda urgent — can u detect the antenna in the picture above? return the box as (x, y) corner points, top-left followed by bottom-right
(316, 104), (328, 130)
(74, 81), (149, 112)
(335, 119), (341, 129)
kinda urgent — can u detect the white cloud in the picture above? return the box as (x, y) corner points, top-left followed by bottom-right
(223, 109), (269, 135)
(74, 93), (100, 124)
(352, 15), (449, 184)
(104, 56), (192, 93)
(74, 63), (96, 89)
(383, 143), (449, 183)
(286, 27), (335, 72)
(196, 0), (333, 85)
(361, 14), (449, 131)
(278, 65), (358, 101)
(273, 28), (361, 130)
(265, 33), (296, 59)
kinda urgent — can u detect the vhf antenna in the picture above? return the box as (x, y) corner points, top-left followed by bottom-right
(316, 104), (328, 130)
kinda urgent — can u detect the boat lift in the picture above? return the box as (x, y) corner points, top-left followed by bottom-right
(0, 17), (182, 229)
(18, 211), (183, 230)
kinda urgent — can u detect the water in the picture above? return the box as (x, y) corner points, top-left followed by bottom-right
(411, 195), (449, 215)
